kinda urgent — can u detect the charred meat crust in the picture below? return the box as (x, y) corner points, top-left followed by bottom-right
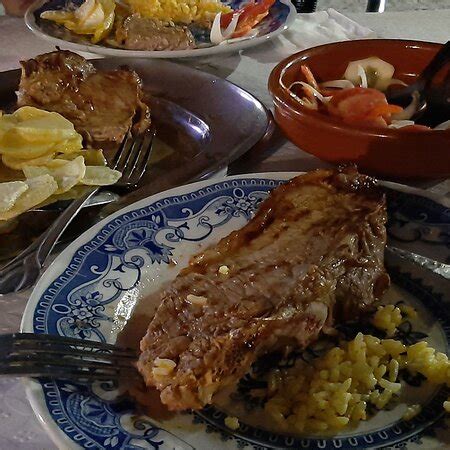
(138, 167), (389, 411)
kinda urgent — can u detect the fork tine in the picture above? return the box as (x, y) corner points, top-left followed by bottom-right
(8, 346), (136, 361)
(115, 135), (143, 174)
(112, 132), (134, 171)
(4, 333), (132, 352)
(0, 364), (138, 380)
(128, 128), (155, 186)
(121, 135), (145, 177)
(1, 333), (136, 359)
(0, 333), (140, 381)
(4, 355), (135, 370)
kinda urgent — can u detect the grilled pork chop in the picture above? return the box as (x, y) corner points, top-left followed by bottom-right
(17, 50), (150, 145)
(138, 168), (389, 411)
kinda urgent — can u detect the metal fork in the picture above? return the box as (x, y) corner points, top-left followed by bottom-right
(0, 128), (155, 295)
(0, 333), (138, 380)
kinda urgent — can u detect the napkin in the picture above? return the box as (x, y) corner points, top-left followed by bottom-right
(203, 9), (377, 70)
(279, 8), (376, 54)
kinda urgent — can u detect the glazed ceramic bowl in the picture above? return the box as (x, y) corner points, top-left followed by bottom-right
(268, 39), (450, 179)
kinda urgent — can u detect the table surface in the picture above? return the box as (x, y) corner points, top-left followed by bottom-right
(0, 9), (449, 450)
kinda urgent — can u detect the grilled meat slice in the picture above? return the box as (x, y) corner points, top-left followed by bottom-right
(114, 15), (195, 51)
(138, 168), (389, 411)
(17, 50), (150, 145)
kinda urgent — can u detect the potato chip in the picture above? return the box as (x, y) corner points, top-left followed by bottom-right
(0, 181), (28, 213)
(0, 106), (123, 219)
(0, 107), (82, 158)
(2, 153), (55, 170)
(0, 141), (56, 159)
(60, 149), (107, 166)
(56, 136), (84, 154)
(41, 159), (70, 169)
(0, 175), (58, 221)
(1, 107), (78, 140)
(23, 156), (86, 194)
(81, 166), (121, 186)
(0, 135), (82, 159)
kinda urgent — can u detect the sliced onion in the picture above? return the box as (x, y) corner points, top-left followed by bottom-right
(288, 84), (318, 109)
(320, 77), (406, 92)
(210, 12), (240, 45)
(279, 65), (322, 109)
(290, 81), (330, 104)
(288, 90), (317, 109)
(210, 13), (223, 44)
(357, 65), (368, 88)
(320, 80), (354, 89)
(434, 120), (450, 130)
(288, 92), (318, 109)
(279, 68), (316, 109)
(389, 120), (415, 129)
(391, 91), (420, 121)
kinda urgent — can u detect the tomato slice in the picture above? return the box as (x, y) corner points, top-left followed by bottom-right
(327, 87), (403, 127)
(221, 0), (275, 38)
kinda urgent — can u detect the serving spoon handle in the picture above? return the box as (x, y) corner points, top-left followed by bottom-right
(386, 41), (450, 104)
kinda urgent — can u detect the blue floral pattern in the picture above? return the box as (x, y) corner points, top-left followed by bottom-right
(24, 176), (450, 449)
(385, 187), (450, 265)
(215, 188), (266, 219)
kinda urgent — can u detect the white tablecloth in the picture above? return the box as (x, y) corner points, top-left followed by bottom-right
(0, 9), (449, 449)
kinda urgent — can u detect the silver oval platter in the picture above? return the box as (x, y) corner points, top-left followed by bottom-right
(0, 57), (270, 261)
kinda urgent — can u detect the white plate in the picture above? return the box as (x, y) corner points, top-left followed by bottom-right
(25, 0), (296, 59)
(21, 173), (450, 449)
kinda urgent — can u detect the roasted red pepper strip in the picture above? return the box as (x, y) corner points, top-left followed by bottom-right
(221, 0), (275, 38)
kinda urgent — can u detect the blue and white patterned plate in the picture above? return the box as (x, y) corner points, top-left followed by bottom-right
(21, 173), (450, 449)
(25, 0), (296, 59)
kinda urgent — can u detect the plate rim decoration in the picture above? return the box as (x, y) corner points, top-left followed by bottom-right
(20, 172), (450, 450)
(25, 0), (297, 59)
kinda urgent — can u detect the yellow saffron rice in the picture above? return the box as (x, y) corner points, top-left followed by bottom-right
(264, 305), (450, 433)
(125, 0), (231, 25)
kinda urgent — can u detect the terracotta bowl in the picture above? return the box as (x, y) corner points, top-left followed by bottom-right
(268, 39), (450, 179)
